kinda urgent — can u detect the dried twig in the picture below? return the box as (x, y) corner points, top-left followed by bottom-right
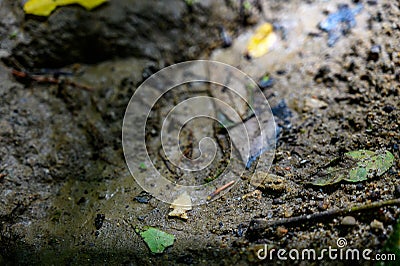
(247, 198), (400, 238)
(207, 180), (236, 200)
(11, 69), (94, 91)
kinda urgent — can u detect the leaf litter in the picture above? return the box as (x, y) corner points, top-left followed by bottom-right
(137, 227), (175, 254)
(310, 150), (394, 186)
(24, 0), (107, 16)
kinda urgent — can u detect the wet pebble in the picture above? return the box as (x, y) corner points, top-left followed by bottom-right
(97, 191), (107, 199)
(134, 191), (152, 203)
(394, 185), (400, 197)
(276, 226), (288, 238)
(304, 98), (328, 110)
(367, 45), (381, 61)
(341, 216), (357, 226)
(318, 199), (329, 211)
(77, 197), (86, 205)
(94, 214), (105, 230)
(219, 26), (232, 48)
(382, 105), (395, 113)
(368, 190), (380, 201)
(236, 223), (245, 237)
(370, 219), (384, 231)
(272, 198), (284, 205)
(258, 74), (274, 89)
(284, 208), (293, 218)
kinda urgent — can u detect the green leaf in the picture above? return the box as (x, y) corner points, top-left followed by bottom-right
(344, 150), (394, 182)
(311, 150), (394, 186)
(139, 227), (175, 253)
(139, 162), (147, 170)
(24, 0), (107, 16)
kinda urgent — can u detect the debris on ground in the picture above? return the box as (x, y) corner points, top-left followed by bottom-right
(244, 99), (292, 169)
(341, 216), (357, 227)
(250, 172), (288, 194)
(218, 26), (232, 48)
(137, 227), (175, 254)
(242, 189), (262, 200)
(11, 69), (93, 91)
(271, 99), (293, 132)
(94, 213), (105, 230)
(310, 150), (394, 186)
(168, 192), (192, 220)
(318, 4), (363, 46)
(207, 180), (236, 200)
(257, 73), (274, 89)
(245, 23), (277, 58)
(304, 97), (328, 110)
(24, 0), (108, 16)
(134, 191), (152, 204)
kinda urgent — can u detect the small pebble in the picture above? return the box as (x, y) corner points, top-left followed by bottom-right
(318, 199), (329, 211)
(370, 219), (384, 231)
(98, 192), (106, 199)
(341, 216), (357, 226)
(367, 45), (381, 61)
(394, 185), (400, 197)
(382, 105), (395, 113)
(284, 209), (293, 218)
(368, 190), (380, 201)
(272, 198), (284, 205)
(276, 226), (288, 237)
(94, 214), (105, 230)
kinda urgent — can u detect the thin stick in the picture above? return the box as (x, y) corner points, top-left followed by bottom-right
(208, 180), (236, 200)
(247, 198), (400, 237)
(11, 69), (94, 91)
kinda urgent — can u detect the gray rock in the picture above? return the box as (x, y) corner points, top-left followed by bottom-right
(341, 216), (357, 226)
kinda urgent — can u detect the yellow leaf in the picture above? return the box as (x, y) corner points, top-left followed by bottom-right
(245, 23), (277, 58)
(24, 0), (108, 16)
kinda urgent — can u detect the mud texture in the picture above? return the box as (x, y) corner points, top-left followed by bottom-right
(0, 0), (399, 265)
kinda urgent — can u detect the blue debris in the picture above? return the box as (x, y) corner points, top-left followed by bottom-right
(258, 74), (275, 89)
(245, 99), (293, 169)
(271, 99), (292, 130)
(134, 191), (152, 203)
(218, 26), (232, 48)
(319, 4), (363, 47)
(246, 146), (268, 169)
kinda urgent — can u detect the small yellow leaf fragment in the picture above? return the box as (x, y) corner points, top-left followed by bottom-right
(24, 0), (108, 16)
(245, 23), (277, 58)
(168, 192), (192, 220)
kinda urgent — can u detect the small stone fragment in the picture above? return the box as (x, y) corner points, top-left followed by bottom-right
(304, 98), (328, 110)
(94, 214), (105, 230)
(367, 45), (381, 61)
(276, 226), (288, 237)
(242, 189), (262, 200)
(251, 172), (287, 194)
(284, 208), (293, 218)
(370, 219), (384, 231)
(134, 191), (152, 204)
(341, 216), (357, 226)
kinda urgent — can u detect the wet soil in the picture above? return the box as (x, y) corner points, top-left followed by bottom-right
(0, 0), (399, 265)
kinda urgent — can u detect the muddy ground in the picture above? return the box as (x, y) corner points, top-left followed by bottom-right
(0, 0), (399, 265)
